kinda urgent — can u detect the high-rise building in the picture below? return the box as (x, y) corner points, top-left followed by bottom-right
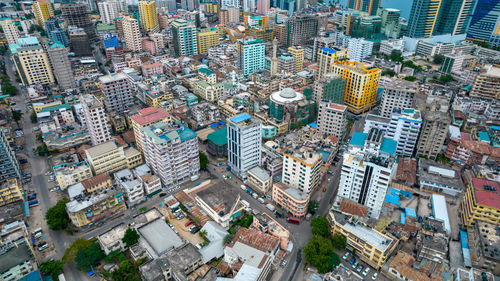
(414, 94), (451, 160)
(282, 149), (322, 194)
(80, 94), (112, 146)
(138, 1), (159, 32)
(435, 0), (476, 35)
(329, 59), (380, 114)
(440, 52), (465, 73)
(0, 130), (22, 181)
(47, 42), (76, 90)
(11, 37), (55, 86)
(122, 16), (142, 52)
(0, 19), (20, 46)
(44, 18), (69, 46)
(467, 0), (500, 47)
(221, 0), (240, 7)
(317, 102), (348, 139)
(379, 80), (418, 118)
(33, 0), (54, 26)
(218, 9), (229, 25)
(237, 36), (265, 76)
(141, 122), (200, 190)
(347, 0), (381, 16)
(270, 38), (279, 76)
(69, 28), (92, 56)
(338, 129), (397, 218)
(257, 0), (269, 14)
(99, 72), (134, 113)
(461, 178), (500, 226)
(61, 4), (95, 39)
(278, 55), (296, 74)
(228, 6), (240, 23)
(131, 107), (171, 153)
(196, 27), (220, 54)
(313, 73), (346, 105)
(171, 19), (198, 56)
(347, 38), (374, 62)
(470, 64), (500, 99)
(406, 0), (442, 38)
(286, 15), (319, 46)
(227, 113), (262, 180)
(315, 47), (350, 80)
(364, 108), (422, 156)
(287, 45), (304, 73)
(98, 0), (127, 25)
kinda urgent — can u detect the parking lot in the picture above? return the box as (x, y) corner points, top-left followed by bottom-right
(337, 250), (388, 281)
(165, 208), (204, 246)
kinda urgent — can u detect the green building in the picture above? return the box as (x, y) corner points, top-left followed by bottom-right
(269, 88), (315, 129)
(351, 16), (382, 39)
(313, 73), (346, 105)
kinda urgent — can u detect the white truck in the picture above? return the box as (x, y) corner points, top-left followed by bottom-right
(266, 204), (275, 212)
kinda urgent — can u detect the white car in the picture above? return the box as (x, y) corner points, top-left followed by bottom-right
(342, 252), (349, 260)
(372, 273), (378, 280)
(362, 268), (370, 276)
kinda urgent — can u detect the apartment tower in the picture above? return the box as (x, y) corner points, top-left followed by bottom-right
(122, 16), (142, 52)
(138, 1), (159, 33)
(80, 94), (112, 146)
(33, 0), (54, 26)
(98, 73), (134, 113)
(171, 19), (198, 56)
(47, 42), (76, 90)
(237, 36), (265, 76)
(61, 4), (95, 39)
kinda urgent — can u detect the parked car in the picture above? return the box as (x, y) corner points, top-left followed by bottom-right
(372, 273), (378, 280)
(257, 198), (265, 204)
(356, 265), (363, 273)
(240, 185), (246, 191)
(185, 220), (193, 227)
(38, 242), (49, 251)
(342, 252), (350, 260)
(190, 227), (199, 233)
(362, 268), (370, 276)
(349, 257), (356, 265)
(159, 193), (166, 197)
(352, 261), (359, 269)
(281, 260), (287, 267)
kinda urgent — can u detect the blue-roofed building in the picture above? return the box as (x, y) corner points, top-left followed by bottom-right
(478, 131), (491, 144)
(338, 128), (398, 219)
(227, 113), (262, 180)
(104, 34), (119, 48)
(141, 122), (200, 189)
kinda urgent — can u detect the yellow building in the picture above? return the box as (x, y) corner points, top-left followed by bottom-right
(33, 0), (54, 26)
(53, 161), (93, 190)
(195, 81), (225, 101)
(197, 27), (220, 54)
(138, 1), (159, 32)
(205, 3), (218, 13)
(130, 107), (171, 152)
(315, 47), (350, 80)
(0, 179), (23, 207)
(85, 140), (143, 175)
(329, 211), (399, 269)
(13, 44), (55, 86)
(330, 59), (380, 114)
(144, 91), (170, 108)
(81, 173), (113, 194)
(461, 178), (500, 226)
(288, 46), (304, 73)
(246, 26), (274, 41)
(66, 190), (126, 228)
(32, 100), (63, 113)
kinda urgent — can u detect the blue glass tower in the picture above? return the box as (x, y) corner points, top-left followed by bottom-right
(467, 0), (500, 46)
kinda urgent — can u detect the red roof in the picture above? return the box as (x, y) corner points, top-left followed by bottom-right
(130, 107), (170, 125)
(472, 178), (500, 209)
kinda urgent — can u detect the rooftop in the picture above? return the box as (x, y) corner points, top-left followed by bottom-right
(270, 88), (304, 104)
(53, 160), (90, 175)
(66, 190), (120, 213)
(395, 158), (417, 185)
(207, 127), (228, 146)
(138, 218), (183, 256)
(85, 140), (120, 159)
(472, 178), (500, 209)
(98, 72), (129, 84)
(339, 198), (368, 217)
(99, 223), (128, 247)
(195, 182), (239, 216)
(274, 182), (309, 201)
(389, 251), (430, 281)
(419, 159), (464, 191)
(141, 121), (196, 145)
(431, 194), (451, 235)
(81, 173), (111, 191)
(284, 149), (322, 167)
(248, 166), (271, 182)
(0, 244), (33, 273)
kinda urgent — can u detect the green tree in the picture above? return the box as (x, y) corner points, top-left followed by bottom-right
(75, 243), (104, 271)
(308, 200), (319, 215)
(310, 216), (330, 238)
(45, 198), (70, 230)
(122, 228), (140, 247)
(328, 252), (341, 270)
(105, 250), (126, 264)
(30, 112), (37, 123)
(35, 143), (49, 156)
(331, 233), (347, 249)
(63, 238), (94, 263)
(303, 235), (335, 273)
(199, 151), (208, 170)
(39, 260), (64, 279)
(439, 74), (453, 83)
(433, 54), (444, 65)
(389, 49), (403, 62)
(404, 76), (416, 82)
(11, 109), (22, 123)
(110, 260), (141, 281)
(382, 69), (396, 77)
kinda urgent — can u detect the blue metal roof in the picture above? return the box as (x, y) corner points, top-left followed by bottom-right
(460, 230), (472, 267)
(405, 207), (416, 218)
(385, 187), (400, 206)
(308, 122), (317, 128)
(478, 131), (491, 142)
(381, 138), (397, 155)
(400, 213), (406, 224)
(350, 132), (367, 146)
(230, 113), (252, 123)
(320, 47), (336, 54)
(18, 36), (39, 46)
(19, 270), (42, 281)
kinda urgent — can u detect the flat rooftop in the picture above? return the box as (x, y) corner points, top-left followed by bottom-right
(138, 218), (183, 256)
(99, 223), (128, 247)
(472, 178), (500, 209)
(342, 220), (393, 251)
(419, 159), (464, 190)
(195, 183), (238, 216)
(85, 140), (119, 159)
(248, 166), (270, 182)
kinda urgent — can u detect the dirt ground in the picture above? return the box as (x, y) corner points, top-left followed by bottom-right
(165, 208), (204, 246)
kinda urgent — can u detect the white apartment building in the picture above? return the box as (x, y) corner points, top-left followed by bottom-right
(115, 168), (144, 206)
(379, 39), (404, 56)
(228, 6), (240, 23)
(0, 19), (20, 45)
(98, 0), (127, 25)
(347, 38), (373, 62)
(141, 121), (200, 190)
(221, 0), (239, 7)
(227, 113), (262, 180)
(380, 80), (418, 118)
(364, 108), (422, 157)
(80, 94), (112, 146)
(122, 16), (142, 52)
(338, 129), (398, 218)
(317, 102), (348, 139)
(99, 72), (134, 113)
(134, 164), (162, 195)
(282, 149), (322, 194)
